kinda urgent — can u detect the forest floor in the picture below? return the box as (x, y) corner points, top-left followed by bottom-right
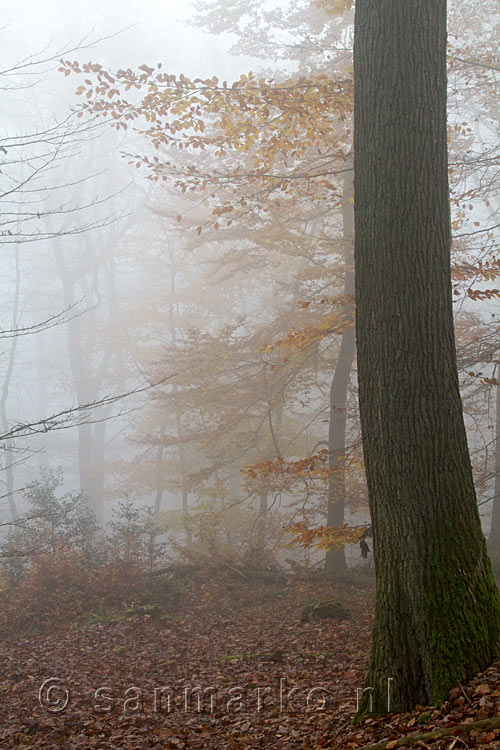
(1, 569), (500, 749)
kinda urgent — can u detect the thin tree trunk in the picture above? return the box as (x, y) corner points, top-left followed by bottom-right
(53, 234), (114, 525)
(54, 246), (100, 520)
(182, 490), (192, 544)
(354, 0), (500, 712)
(165, 236), (192, 543)
(488, 367), (500, 563)
(36, 336), (50, 471)
(1, 248), (21, 520)
(256, 489), (268, 556)
(154, 437), (165, 515)
(92, 419), (107, 527)
(325, 157), (355, 575)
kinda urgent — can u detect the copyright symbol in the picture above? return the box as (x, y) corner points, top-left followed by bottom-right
(38, 677), (70, 713)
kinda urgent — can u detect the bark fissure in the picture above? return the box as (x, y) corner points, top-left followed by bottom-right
(354, 0), (500, 712)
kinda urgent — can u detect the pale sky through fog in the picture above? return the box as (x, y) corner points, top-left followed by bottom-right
(1, 0), (271, 80)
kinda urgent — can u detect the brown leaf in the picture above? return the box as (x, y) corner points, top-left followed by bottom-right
(474, 683), (491, 695)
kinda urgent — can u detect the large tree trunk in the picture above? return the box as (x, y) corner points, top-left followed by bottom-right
(354, 0), (500, 713)
(325, 157), (355, 575)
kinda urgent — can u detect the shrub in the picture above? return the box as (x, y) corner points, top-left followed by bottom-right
(0, 552), (146, 634)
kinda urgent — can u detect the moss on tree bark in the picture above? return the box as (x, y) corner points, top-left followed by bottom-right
(353, 0), (500, 713)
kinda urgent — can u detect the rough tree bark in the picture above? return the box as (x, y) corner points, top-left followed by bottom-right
(354, 0), (500, 712)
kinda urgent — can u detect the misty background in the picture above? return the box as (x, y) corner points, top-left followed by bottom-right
(1, 0), (498, 566)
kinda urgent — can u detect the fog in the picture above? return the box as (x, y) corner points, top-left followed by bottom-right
(0, 0), (498, 564)
(1, 1), (500, 743)
(2, 0), (260, 76)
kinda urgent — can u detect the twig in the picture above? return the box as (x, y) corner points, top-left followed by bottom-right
(457, 681), (472, 706)
(224, 563), (251, 580)
(358, 715), (500, 750)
